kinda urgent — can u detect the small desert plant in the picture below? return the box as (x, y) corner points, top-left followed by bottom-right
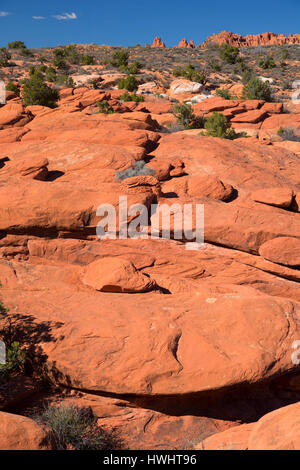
(0, 48), (11, 67)
(119, 92), (144, 102)
(111, 50), (129, 69)
(116, 161), (155, 181)
(242, 76), (272, 101)
(6, 81), (20, 96)
(45, 66), (57, 83)
(97, 100), (115, 114)
(118, 75), (138, 92)
(277, 126), (300, 142)
(22, 75), (59, 108)
(125, 60), (143, 74)
(0, 341), (26, 383)
(241, 67), (255, 84)
(219, 44), (239, 64)
(81, 54), (95, 65)
(53, 56), (69, 71)
(173, 103), (205, 130)
(55, 74), (75, 88)
(172, 64), (207, 84)
(39, 403), (116, 450)
(8, 40), (27, 50)
(201, 112), (237, 139)
(20, 48), (34, 58)
(258, 55), (276, 70)
(216, 88), (231, 99)
(90, 79), (99, 89)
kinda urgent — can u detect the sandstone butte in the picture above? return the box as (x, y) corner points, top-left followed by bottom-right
(0, 39), (300, 452)
(150, 31), (300, 48)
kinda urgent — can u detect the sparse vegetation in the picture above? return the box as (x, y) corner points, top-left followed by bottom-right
(259, 55), (276, 69)
(116, 161), (155, 181)
(81, 54), (95, 66)
(111, 50), (130, 69)
(172, 64), (207, 84)
(6, 81), (20, 96)
(0, 47), (11, 67)
(118, 75), (139, 92)
(8, 41), (27, 50)
(219, 44), (240, 64)
(201, 112), (238, 139)
(119, 92), (144, 102)
(0, 341), (26, 383)
(277, 126), (300, 141)
(173, 103), (205, 130)
(97, 100), (115, 114)
(242, 76), (272, 101)
(39, 403), (119, 450)
(22, 74), (59, 108)
(216, 88), (232, 99)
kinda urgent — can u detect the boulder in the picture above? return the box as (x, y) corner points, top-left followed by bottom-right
(82, 257), (156, 293)
(16, 156), (49, 180)
(197, 423), (255, 450)
(259, 237), (300, 267)
(248, 402), (300, 450)
(170, 80), (203, 95)
(0, 412), (49, 450)
(251, 187), (294, 208)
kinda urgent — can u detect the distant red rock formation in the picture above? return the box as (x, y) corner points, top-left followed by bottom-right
(151, 37), (166, 48)
(201, 30), (300, 48)
(177, 38), (196, 48)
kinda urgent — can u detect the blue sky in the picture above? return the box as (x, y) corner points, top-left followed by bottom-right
(0, 0), (299, 48)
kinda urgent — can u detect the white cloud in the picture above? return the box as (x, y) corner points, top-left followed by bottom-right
(33, 16), (46, 20)
(53, 12), (77, 21)
(0, 12), (10, 17)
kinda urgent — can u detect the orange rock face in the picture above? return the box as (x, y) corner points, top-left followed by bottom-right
(202, 30), (300, 47)
(1, 61), (300, 450)
(151, 36), (166, 47)
(259, 237), (300, 267)
(177, 38), (196, 48)
(0, 412), (49, 450)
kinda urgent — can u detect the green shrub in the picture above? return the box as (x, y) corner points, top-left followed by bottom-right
(97, 100), (115, 114)
(22, 75), (59, 108)
(20, 49), (34, 58)
(54, 45), (81, 65)
(201, 112), (237, 139)
(0, 341), (26, 383)
(90, 79), (99, 89)
(258, 55), (276, 69)
(216, 88), (231, 99)
(53, 56), (69, 71)
(45, 66), (57, 83)
(81, 54), (95, 65)
(39, 403), (117, 450)
(116, 161), (155, 181)
(55, 75), (75, 88)
(0, 48), (11, 67)
(118, 75), (138, 92)
(241, 68), (255, 84)
(125, 60), (143, 74)
(6, 81), (20, 96)
(172, 64), (207, 84)
(242, 76), (272, 101)
(8, 41), (27, 49)
(219, 44), (239, 64)
(173, 103), (205, 130)
(111, 50), (129, 69)
(277, 127), (300, 142)
(281, 48), (289, 60)
(119, 92), (144, 102)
